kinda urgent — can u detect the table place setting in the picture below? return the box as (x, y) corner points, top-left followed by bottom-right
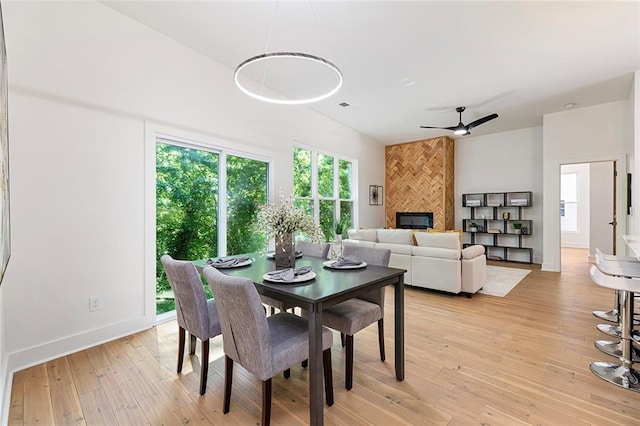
(323, 255), (367, 270)
(262, 265), (316, 283)
(206, 256), (252, 269)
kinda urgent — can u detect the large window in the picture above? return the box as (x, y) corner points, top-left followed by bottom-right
(293, 146), (355, 241)
(156, 140), (268, 314)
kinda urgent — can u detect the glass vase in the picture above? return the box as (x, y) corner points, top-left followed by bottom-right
(275, 232), (295, 269)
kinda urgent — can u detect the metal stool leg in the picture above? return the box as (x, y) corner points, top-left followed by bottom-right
(593, 290), (620, 322)
(591, 290), (640, 391)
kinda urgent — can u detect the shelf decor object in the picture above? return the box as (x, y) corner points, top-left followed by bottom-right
(462, 191), (533, 264)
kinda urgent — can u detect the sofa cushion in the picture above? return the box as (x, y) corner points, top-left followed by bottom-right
(462, 245), (485, 259)
(347, 228), (378, 242)
(377, 229), (414, 245)
(412, 246), (460, 260)
(414, 232), (460, 250)
(426, 228), (463, 243)
(375, 242), (413, 255)
(343, 239), (376, 249)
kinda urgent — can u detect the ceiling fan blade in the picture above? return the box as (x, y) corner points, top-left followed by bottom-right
(419, 125), (448, 129)
(466, 113), (498, 131)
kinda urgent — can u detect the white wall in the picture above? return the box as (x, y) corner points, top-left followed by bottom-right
(455, 126), (543, 264)
(542, 100), (631, 271)
(0, 0), (386, 401)
(632, 71), (640, 240)
(560, 163), (590, 248)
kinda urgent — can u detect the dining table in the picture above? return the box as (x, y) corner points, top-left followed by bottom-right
(194, 253), (406, 426)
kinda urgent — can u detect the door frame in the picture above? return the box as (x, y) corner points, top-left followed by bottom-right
(543, 153), (627, 272)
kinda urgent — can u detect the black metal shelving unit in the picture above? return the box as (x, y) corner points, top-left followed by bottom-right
(462, 191), (533, 264)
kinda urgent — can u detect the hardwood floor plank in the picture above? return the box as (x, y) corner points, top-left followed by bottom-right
(77, 388), (117, 426)
(10, 248), (640, 424)
(46, 358), (85, 425)
(22, 376), (55, 425)
(95, 366), (150, 425)
(67, 351), (101, 396)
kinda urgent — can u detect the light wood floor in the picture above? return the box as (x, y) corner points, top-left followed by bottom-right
(10, 248), (640, 425)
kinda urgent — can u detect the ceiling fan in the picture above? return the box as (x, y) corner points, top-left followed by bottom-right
(420, 106), (498, 136)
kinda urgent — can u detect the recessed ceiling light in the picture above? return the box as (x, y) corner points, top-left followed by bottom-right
(339, 102), (350, 107)
(564, 102), (576, 109)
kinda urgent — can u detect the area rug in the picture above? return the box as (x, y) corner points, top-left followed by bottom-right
(479, 265), (531, 297)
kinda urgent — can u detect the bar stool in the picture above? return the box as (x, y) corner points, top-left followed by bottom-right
(589, 265), (640, 391)
(593, 249), (637, 323)
(593, 254), (640, 362)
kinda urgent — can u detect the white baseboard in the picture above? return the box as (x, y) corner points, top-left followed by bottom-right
(542, 262), (560, 272)
(1, 315), (154, 422)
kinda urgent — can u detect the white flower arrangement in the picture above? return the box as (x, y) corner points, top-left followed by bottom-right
(256, 192), (323, 242)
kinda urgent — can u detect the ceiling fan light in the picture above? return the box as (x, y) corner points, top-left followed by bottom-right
(454, 128), (468, 135)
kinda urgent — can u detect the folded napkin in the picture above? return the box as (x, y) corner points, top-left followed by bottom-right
(331, 255), (364, 267)
(206, 256), (250, 268)
(267, 266), (313, 281)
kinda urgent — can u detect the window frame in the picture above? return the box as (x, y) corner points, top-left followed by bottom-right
(148, 126), (274, 322)
(560, 172), (579, 233)
(293, 144), (358, 236)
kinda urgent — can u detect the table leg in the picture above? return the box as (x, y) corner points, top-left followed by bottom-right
(309, 303), (324, 425)
(394, 275), (405, 381)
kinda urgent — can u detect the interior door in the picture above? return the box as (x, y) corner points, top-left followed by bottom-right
(590, 161), (615, 256)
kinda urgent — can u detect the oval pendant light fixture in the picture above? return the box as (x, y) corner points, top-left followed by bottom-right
(234, 2), (343, 105)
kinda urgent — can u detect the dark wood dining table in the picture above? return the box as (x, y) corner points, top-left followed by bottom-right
(194, 254), (406, 426)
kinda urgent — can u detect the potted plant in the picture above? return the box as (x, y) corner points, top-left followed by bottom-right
(256, 192), (323, 268)
(334, 219), (345, 241)
(469, 222), (478, 233)
(513, 223), (522, 234)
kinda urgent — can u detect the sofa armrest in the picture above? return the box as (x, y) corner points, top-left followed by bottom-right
(462, 245), (485, 260)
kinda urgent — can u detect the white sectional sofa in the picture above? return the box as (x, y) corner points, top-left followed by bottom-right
(343, 228), (486, 296)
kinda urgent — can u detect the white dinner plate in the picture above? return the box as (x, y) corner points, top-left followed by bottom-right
(209, 258), (253, 269)
(266, 251), (303, 259)
(262, 271), (316, 284)
(323, 260), (367, 270)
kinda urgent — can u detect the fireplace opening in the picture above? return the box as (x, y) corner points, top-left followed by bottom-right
(396, 212), (433, 229)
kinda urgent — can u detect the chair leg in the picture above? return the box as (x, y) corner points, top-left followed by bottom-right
(323, 348), (334, 406)
(345, 334), (354, 390)
(199, 339), (209, 395)
(301, 359), (308, 368)
(377, 319), (386, 362)
(283, 368), (290, 379)
(177, 327), (186, 373)
(340, 332), (346, 347)
(189, 333), (197, 355)
(262, 378), (272, 426)
(223, 356), (233, 414)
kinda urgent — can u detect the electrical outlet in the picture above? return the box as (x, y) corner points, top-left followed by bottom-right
(89, 296), (101, 312)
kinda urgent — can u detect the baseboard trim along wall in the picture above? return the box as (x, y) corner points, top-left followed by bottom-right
(0, 315), (154, 422)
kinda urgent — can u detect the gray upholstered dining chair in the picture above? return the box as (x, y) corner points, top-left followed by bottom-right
(296, 240), (330, 259)
(160, 255), (221, 395)
(261, 241), (331, 315)
(202, 266), (334, 426)
(319, 245), (391, 390)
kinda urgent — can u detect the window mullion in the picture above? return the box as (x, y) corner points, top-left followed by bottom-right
(219, 153), (228, 256)
(311, 151), (319, 222)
